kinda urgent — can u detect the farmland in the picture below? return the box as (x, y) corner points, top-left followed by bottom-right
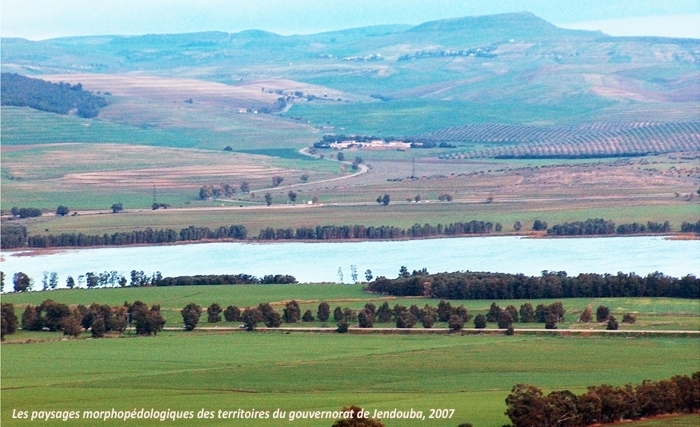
(2, 11), (700, 427)
(1, 283), (699, 427)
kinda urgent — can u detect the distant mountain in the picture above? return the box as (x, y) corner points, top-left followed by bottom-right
(404, 11), (597, 44)
(1, 12), (698, 127)
(0, 12), (601, 72)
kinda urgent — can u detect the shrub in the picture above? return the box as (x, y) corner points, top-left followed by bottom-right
(181, 303), (202, 331)
(448, 314), (464, 331)
(474, 314), (487, 329)
(302, 310), (314, 322)
(596, 305), (610, 322)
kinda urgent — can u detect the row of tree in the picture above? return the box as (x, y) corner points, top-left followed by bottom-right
(1, 72), (108, 118)
(366, 270), (699, 300)
(505, 372), (700, 427)
(7, 270), (297, 292)
(546, 218), (672, 236)
(0, 299), (165, 340)
(174, 299), (581, 333)
(1, 225), (248, 249)
(258, 221), (496, 240)
(681, 220), (700, 233)
(4, 217), (693, 250)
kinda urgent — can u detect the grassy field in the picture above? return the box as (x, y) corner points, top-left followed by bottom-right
(2, 331), (698, 427)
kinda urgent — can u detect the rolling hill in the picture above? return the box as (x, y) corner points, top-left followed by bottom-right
(2, 12), (699, 148)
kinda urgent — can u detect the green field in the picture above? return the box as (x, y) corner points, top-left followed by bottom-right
(2, 285), (699, 426)
(286, 96), (616, 137)
(0, 106), (318, 151)
(2, 331), (698, 427)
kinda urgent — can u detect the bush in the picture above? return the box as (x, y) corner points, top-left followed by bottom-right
(207, 303), (222, 323)
(607, 316), (619, 330)
(357, 309), (374, 328)
(579, 305), (593, 322)
(336, 319), (349, 333)
(241, 307), (262, 331)
(596, 305), (610, 322)
(317, 302), (330, 322)
(91, 317), (106, 338)
(486, 302), (502, 323)
(396, 312), (417, 328)
(474, 314), (487, 329)
(223, 305), (241, 322)
(497, 311), (513, 329)
(448, 314), (464, 331)
(61, 314), (82, 337)
(302, 310), (314, 322)
(1, 303), (19, 339)
(181, 303), (202, 331)
(622, 313), (636, 324)
(56, 205), (69, 216)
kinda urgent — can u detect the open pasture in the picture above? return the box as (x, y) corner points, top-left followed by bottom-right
(1, 330), (698, 427)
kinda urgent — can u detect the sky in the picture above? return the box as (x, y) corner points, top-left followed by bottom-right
(1, 0), (699, 40)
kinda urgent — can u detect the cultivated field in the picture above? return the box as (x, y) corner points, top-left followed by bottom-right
(1, 142), (344, 210)
(1, 288), (698, 427)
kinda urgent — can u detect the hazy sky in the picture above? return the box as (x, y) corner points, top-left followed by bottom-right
(1, 0), (699, 40)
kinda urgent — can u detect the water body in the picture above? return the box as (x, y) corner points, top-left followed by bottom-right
(1, 236), (698, 287)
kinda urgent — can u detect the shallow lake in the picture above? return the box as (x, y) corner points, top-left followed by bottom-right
(1, 236), (698, 288)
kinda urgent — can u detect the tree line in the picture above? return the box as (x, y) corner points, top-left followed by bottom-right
(681, 220), (700, 233)
(175, 299), (583, 333)
(258, 221), (495, 240)
(0, 297), (665, 341)
(366, 270), (699, 300)
(1, 298), (628, 340)
(1, 72), (108, 118)
(7, 270), (297, 292)
(505, 372), (700, 427)
(1, 299), (165, 340)
(4, 217), (694, 250)
(547, 218), (672, 236)
(1, 225), (247, 249)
